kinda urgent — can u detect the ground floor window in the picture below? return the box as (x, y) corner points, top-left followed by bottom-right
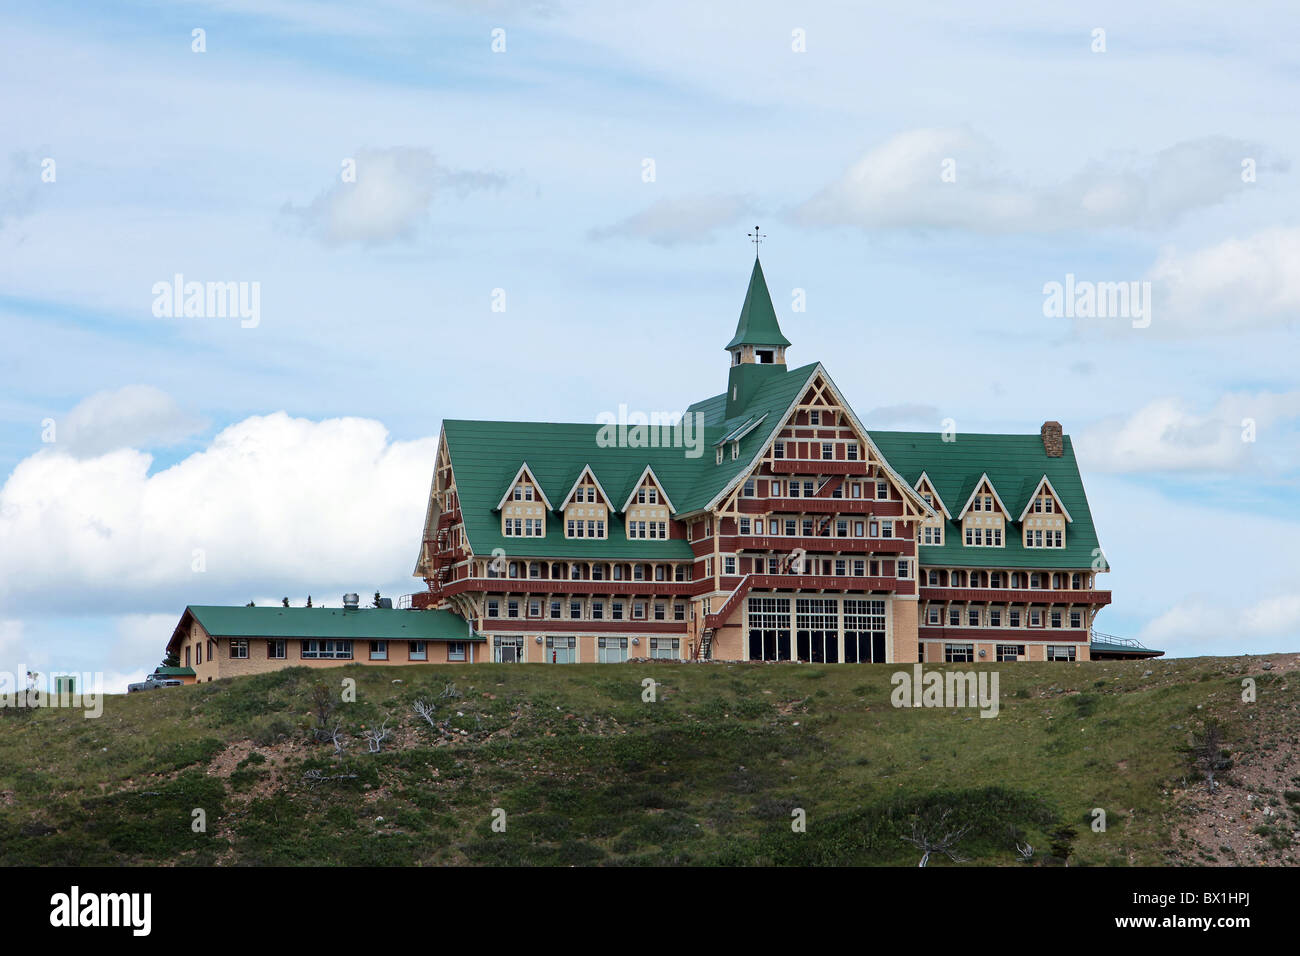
(267, 639), (286, 659)
(494, 636), (523, 663)
(369, 640), (388, 661)
(230, 639), (248, 659)
(747, 596), (792, 661)
(796, 598), (840, 663)
(447, 641), (466, 661)
(598, 637), (628, 663)
(546, 635), (577, 663)
(303, 640), (353, 660)
(409, 640), (428, 661)
(648, 637), (680, 660)
(844, 599), (886, 663)
(1047, 645), (1076, 662)
(996, 644), (1024, 661)
(944, 643), (974, 663)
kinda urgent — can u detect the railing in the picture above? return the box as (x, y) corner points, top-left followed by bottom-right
(920, 587), (1112, 605)
(1089, 630), (1149, 649)
(703, 573), (755, 633)
(732, 535), (911, 554)
(438, 577), (700, 598)
(770, 459), (870, 475)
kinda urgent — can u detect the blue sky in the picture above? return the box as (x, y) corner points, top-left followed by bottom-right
(2, 0), (1298, 688)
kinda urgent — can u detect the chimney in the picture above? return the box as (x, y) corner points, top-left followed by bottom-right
(1040, 421), (1063, 458)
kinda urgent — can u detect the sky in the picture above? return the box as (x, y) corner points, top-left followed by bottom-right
(1, 0), (1298, 689)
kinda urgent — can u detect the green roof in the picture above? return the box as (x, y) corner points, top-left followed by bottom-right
(867, 431), (1108, 570)
(724, 258), (791, 350)
(442, 362), (819, 558)
(183, 606), (481, 641)
(436, 371), (1108, 573)
(154, 666), (196, 677)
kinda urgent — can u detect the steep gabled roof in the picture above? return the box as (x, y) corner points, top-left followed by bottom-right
(619, 464), (677, 513)
(1017, 475), (1075, 523)
(725, 258), (791, 350)
(559, 464), (615, 511)
(868, 430), (1108, 571)
(955, 472), (1011, 519)
(914, 471), (952, 519)
(494, 462), (554, 510)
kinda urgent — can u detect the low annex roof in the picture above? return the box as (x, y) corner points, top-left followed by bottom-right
(168, 606), (481, 654)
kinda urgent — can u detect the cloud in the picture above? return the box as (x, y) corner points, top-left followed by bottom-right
(1139, 592), (1300, 651)
(1074, 391), (1300, 473)
(51, 385), (205, 458)
(0, 151), (44, 230)
(862, 403), (942, 428)
(281, 147), (504, 246)
(0, 411), (437, 614)
(1145, 227), (1300, 334)
(588, 194), (757, 247)
(793, 130), (1260, 234)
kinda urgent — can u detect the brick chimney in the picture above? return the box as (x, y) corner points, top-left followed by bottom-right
(1040, 421), (1063, 457)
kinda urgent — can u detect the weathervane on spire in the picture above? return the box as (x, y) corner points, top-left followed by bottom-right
(747, 225), (766, 254)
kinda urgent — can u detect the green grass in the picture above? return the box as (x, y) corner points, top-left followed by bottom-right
(0, 657), (1285, 866)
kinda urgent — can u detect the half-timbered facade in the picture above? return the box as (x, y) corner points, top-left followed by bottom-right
(411, 257), (1147, 664)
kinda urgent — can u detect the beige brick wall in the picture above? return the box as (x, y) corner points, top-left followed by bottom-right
(890, 597), (918, 663)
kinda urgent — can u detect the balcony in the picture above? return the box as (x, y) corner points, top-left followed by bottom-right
(734, 535), (912, 554)
(482, 619), (688, 633)
(919, 626), (1087, 644)
(440, 577), (700, 598)
(769, 458), (870, 475)
(919, 587), (1112, 606)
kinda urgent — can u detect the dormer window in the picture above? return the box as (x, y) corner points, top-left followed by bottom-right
(716, 448), (724, 464)
(731, 442), (739, 460)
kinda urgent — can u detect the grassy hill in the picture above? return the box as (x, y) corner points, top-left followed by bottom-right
(1, 655), (1297, 866)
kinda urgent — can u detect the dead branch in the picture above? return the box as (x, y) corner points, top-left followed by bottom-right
(902, 809), (972, 867)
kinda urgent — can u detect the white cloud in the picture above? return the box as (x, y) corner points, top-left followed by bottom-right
(588, 194), (757, 247)
(1139, 593), (1300, 651)
(0, 620), (22, 662)
(281, 147), (504, 246)
(862, 403), (942, 429)
(0, 151), (43, 230)
(1075, 391), (1300, 473)
(52, 385), (205, 458)
(1146, 227), (1300, 333)
(0, 410), (437, 613)
(793, 130), (1258, 234)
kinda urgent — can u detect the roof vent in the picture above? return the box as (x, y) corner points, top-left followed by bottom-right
(342, 593), (360, 610)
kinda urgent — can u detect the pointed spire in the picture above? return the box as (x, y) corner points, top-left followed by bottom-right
(725, 257), (791, 350)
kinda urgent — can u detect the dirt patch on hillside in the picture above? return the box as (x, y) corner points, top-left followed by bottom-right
(1168, 656), (1300, 865)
